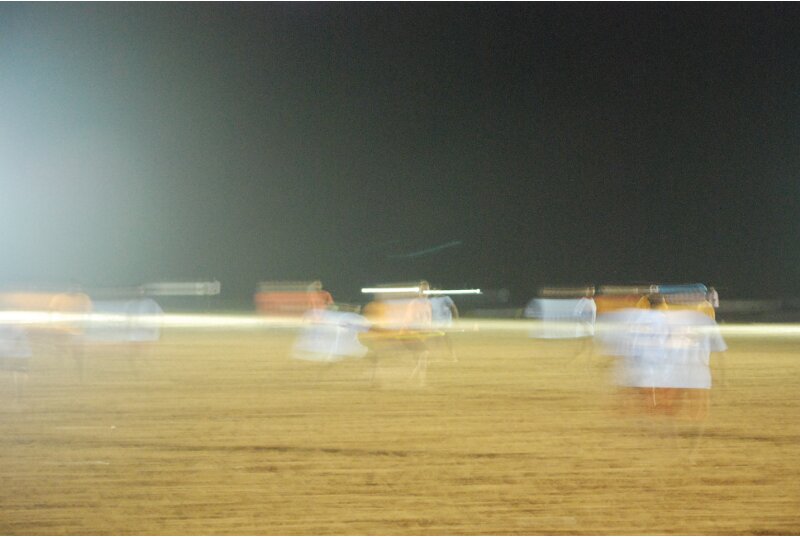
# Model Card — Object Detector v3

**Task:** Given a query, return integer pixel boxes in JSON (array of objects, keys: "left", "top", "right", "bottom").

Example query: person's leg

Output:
[
  {"left": 410, "top": 349, "right": 429, "bottom": 387},
  {"left": 443, "top": 333, "right": 457, "bottom": 362},
  {"left": 685, "top": 389, "right": 710, "bottom": 463}
]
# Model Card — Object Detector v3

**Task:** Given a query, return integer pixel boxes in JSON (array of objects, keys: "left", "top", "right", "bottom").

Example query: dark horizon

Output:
[{"left": 2, "top": 3, "right": 799, "bottom": 305}]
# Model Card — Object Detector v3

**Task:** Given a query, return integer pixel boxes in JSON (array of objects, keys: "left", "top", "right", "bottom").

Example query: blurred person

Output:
[
  {"left": 47, "top": 291, "right": 93, "bottom": 381},
  {"left": 524, "top": 287, "right": 596, "bottom": 340},
  {"left": 292, "top": 304, "right": 370, "bottom": 363},
  {"left": 307, "top": 280, "right": 334, "bottom": 313},
  {"left": 361, "top": 281, "right": 435, "bottom": 387},
  {"left": 597, "top": 300, "right": 727, "bottom": 458},
  {"left": 83, "top": 297, "right": 164, "bottom": 371},
  {"left": 0, "top": 324, "right": 32, "bottom": 404},
  {"left": 0, "top": 290, "right": 92, "bottom": 381},
  {"left": 429, "top": 288, "right": 459, "bottom": 362},
  {"left": 707, "top": 287, "right": 719, "bottom": 309},
  {"left": 407, "top": 280, "right": 433, "bottom": 329},
  {"left": 362, "top": 281, "right": 432, "bottom": 331},
  {"left": 125, "top": 297, "right": 165, "bottom": 344}
]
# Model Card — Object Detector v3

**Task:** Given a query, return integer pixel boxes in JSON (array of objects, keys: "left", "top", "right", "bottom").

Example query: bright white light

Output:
[
  {"left": 0, "top": 310, "right": 303, "bottom": 329},
  {"left": 361, "top": 287, "right": 482, "bottom": 295},
  {"left": 2, "top": 310, "right": 800, "bottom": 339},
  {"left": 423, "top": 289, "right": 482, "bottom": 295},
  {"left": 0, "top": 311, "right": 52, "bottom": 324},
  {"left": 361, "top": 287, "right": 421, "bottom": 294}
]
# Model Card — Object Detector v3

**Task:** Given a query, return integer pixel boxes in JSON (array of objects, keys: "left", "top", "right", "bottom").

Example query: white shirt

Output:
[
  {"left": 658, "top": 310, "right": 726, "bottom": 388},
  {"left": 602, "top": 309, "right": 726, "bottom": 389},
  {"left": 293, "top": 310, "right": 370, "bottom": 362},
  {"left": 429, "top": 296, "right": 456, "bottom": 326}
]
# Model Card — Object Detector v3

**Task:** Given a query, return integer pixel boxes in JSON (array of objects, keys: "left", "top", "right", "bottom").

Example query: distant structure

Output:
[
  {"left": 594, "top": 285, "right": 652, "bottom": 314},
  {"left": 595, "top": 283, "right": 716, "bottom": 317},
  {"left": 650, "top": 283, "right": 716, "bottom": 319},
  {"left": 140, "top": 280, "right": 221, "bottom": 297}
]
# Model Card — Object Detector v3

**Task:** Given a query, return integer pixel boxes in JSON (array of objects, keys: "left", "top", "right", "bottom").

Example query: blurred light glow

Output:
[
  {"left": 2, "top": 311, "right": 800, "bottom": 338},
  {"left": 141, "top": 281, "right": 221, "bottom": 296},
  {"left": 361, "top": 287, "right": 422, "bottom": 294},
  {"left": 361, "top": 287, "right": 482, "bottom": 295},
  {"left": 423, "top": 289, "right": 482, "bottom": 295}
]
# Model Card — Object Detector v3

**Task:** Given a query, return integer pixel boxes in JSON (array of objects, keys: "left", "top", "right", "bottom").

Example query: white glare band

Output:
[
  {"left": 361, "top": 287, "right": 421, "bottom": 294},
  {"left": 2, "top": 311, "right": 800, "bottom": 338},
  {"left": 361, "top": 287, "right": 482, "bottom": 295},
  {"left": 423, "top": 289, "right": 482, "bottom": 295}
]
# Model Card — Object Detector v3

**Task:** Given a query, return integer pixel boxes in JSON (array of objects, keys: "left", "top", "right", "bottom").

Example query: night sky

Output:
[{"left": 2, "top": 3, "right": 799, "bottom": 305}]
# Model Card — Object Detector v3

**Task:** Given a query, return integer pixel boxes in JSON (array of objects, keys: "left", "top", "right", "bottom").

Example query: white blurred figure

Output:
[
  {"left": 85, "top": 298, "right": 164, "bottom": 343},
  {"left": 597, "top": 304, "right": 727, "bottom": 458},
  {"left": 125, "top": 298, "right": 165, "bottom": 343},
  {"left": 706, "top": 287, "right": 720, "bottom": 309},
  {"left": 292, "top": 307, "right": 370, "bottom": 363},
  {"left": 84, "top": 298, "right": 164, "bottom": 371},
  {"left": 0, "top": 290, "right": 92, "bottom": 381},
  {"left": 0, "top": 324, "right": 32, "bottom": 404},
  {"left": 598, "top": 308, "right": 670, "bottom": 390},
  {"left": 659, "top": 310, "right": 727, "bottom": 393},
  {"left": 524, "top": 296, "right": 597, "bottom": 339},
  {"left": 429, "top": 291, "right": 459, "bottom": 362},
  {"left": 429, "top": 293, "right": 457, "bottom": 326}
]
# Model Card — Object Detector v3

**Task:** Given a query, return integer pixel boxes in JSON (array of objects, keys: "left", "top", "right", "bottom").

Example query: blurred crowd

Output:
[{"left": 1, "top": 278, "right": 726, "bottom": 429}]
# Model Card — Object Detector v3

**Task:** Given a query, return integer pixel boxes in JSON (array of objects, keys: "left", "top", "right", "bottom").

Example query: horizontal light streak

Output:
[
  {"left": 0, "top": 311, "right": 799, "bottom": 338},
  {"left": 361, "top": 287, "right": 422, "bottom": 294},
  {"left": 423, "top": 289, "right": 482, "bottom": 295},
  {"left": 361, "top": 287, "right": 482, "bottom": 295}
]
